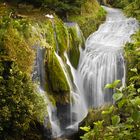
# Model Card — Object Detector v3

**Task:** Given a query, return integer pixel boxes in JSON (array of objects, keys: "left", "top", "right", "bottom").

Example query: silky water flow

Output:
[
  {"left": 32, "top": 6, "right": 139, "bottom": 138},
  {"left": 78, "top": 6, "right": 138, "bottom": 108}
]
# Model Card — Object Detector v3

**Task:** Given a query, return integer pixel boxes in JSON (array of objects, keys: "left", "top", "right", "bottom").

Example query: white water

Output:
[
  {"left": 64, "top": 53, "right": 87, "bottom": 130},
  {"left": 78, "top": 6, "right": 139, "bottom": 108},
  {"left": 32, "top": 47, "right": 62, "bottom": 138},
  {"left": 55, "top": 52, "right": 87, "bottom": 132},
  {"left": 33, "top": 6, "right": 139, "bottom": 138}
]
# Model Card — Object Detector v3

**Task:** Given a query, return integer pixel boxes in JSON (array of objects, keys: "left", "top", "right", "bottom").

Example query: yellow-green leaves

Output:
[
  {"left": 113, "top": 92, "right": 123, "bottom": 101},
  {"left": 105, "top": 80, "right": 121, "bottom": 89},
  {"left": 102, "top": 105, "right": 114, "bottom": 115},
  {"left": 80, "top": 126, "right": 91, "bottom": 132},
  {"left": 111, "top": 115, "right": 120, "bottom": 126}
]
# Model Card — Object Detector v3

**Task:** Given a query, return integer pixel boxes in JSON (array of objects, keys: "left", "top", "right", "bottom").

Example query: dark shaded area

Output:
[{"left": 4, "top": 0, "right": 86, "bottom": 19}]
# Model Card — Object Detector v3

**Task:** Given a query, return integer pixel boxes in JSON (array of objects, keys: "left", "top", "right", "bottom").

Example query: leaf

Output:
[
  {"left": 111, "top": 115, "right": 120, "bottom": 126},
  {"left": 131, "top": 97, "right": 140, "bottom": 106},
  {"left": 80, "top": 126, "right": 91, "bottom": 132},
  {"left": 113, "top": 93, "right": 123, "bottom": 101},
  {"left": 113, "top": 80, "right": 121, "bottom": 87},
  {"left": 118, "top": 99, "right": 127, "bottom": 108},
  {"left": 137, "top": 88, "right": 140, "bottom": 93},
  {"left": 132, "top": 111, "right": 140, "bottom": 122},
  {"left": 105, "top": 83, "right": 114, "bottom": 89},
  {"left": 102, "top": 106, "right": 114, "bottom": 115},
  {"left": 130, "top": 68, "right": 137, "bottom": 73},
  {"left": 105, "top": 80, "right": 121, "bottom": 89}
]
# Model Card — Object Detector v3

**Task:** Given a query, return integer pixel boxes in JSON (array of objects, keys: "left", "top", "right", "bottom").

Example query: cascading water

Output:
[
  {"left": 64, "top": 52, "right": 87, "bottom": 130},
  {"left": 78, "top": 6, "right": 139, "bottom": 108},
  {"left": 32, "top": 47, "right": 62, "bottom": 138},
  {"left": 32, "top": 6, "right": 139, "bottom": 139}
]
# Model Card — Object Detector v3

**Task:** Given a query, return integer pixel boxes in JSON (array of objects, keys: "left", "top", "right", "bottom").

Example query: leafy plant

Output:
[{"left": 0, "top": 62, "right": 47, "bottom": 139}]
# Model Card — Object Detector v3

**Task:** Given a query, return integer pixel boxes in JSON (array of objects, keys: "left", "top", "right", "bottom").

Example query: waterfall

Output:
[
  {"left": 64, "top": 52, "right": 87, "bottom": 130},
  {"left": 32, "top": 47, "right": 62, "bottom": 138},
  {"left": 32, "top": 6, "right": 139, "bottom": 139},
  {"left": 78, "top": 6, "right": 139, "bottom": 108}
]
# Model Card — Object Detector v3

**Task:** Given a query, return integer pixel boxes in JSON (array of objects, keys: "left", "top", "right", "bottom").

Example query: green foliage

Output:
[
  {"left": 81, "top": 82, "right": 140, "bottom": 139},
  {"left": 105, "top": 80, "right": 121, "bottom": 89},
  {"left": 0, "top": 62, "right": 47, "bottom": 139},
  {"left": 111, "top": 115, "right": 120, "bottom": 126},
  {"left": 113, "top": 92, "right": 123, "bottom": 101},
  {"left": 80, "top": 126, "right": 91, "bottom": 132},
  {"left": 124, "top": 30, "right": 140, "bottom": 88}
]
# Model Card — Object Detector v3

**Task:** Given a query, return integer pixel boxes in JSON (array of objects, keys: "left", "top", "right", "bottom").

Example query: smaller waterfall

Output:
[
  {"left": 55, "top": 52, "right": 87, "bottom": 134},
  {"left": 52, "top": 22, "right": 87, "bottom": 135},
  {"left": 64, "top": 53, "right": 88, "bottom": 130},
  {"left": 39, "top": 88, "right": 62, "bottom": 137},
  {"left": 32, "top": 47, "right": 62, "bottom": 138}
]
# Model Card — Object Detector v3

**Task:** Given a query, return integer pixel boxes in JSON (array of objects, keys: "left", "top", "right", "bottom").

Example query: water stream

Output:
[
  {"left": 78, "top": 6, "right": 138, "bottom": 108},
  {"left": 33, "top": 6, "right": 139, "bottom": 139}
]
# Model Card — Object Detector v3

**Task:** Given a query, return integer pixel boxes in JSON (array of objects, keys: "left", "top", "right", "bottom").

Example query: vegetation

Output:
[
  {"left": 124, "top": 30, "right": 140, "bottom": 88},
  {"left": 0, "top": 62, "right": 47, "bottom": 139},
  {"left": 0, "top": 3, "right": 72, "bottom": 138},
  {"left": 0, "top": 0, "right": 122, "bottom": 139},
  {"left": 80, "top": 77, "right": 140, "bottom": 139},
  {"left": 67, "top": 23, "right": 85, "bottom": 68},
  {"left": 55, "top": 18, "right": 69, "bottom": 57}
]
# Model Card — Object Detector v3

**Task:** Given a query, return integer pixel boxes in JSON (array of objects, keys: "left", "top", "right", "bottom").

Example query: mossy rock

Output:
[
  {"left": 54, "top": 18, "right": 69, "bottom": 56},
  {"left": 45, "top": 50, "right": 70, "bottom": 96},
  {"left": 67, "top": 23, "right": 85, "bottom": 69}
]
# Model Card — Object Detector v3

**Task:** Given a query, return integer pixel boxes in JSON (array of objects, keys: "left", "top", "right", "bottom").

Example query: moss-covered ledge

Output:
[
  {"left": 68, "top": 0, "right": 106, "bottom": 38},
  {"left": 45, "top": 49, "right": 71, "bottom": 104},
  {"left": 66, "top": 23, "right": 85, "bottom": 69}
]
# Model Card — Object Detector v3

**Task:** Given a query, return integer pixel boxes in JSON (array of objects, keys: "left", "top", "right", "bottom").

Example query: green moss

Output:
[
  {"left": 67, "top": 24, "right": 84, "bottom": 69},
  {"left": 55, "top": 18, "right": 69, "bottom": 57},
  {"left": 0, "top": 23, "right": 34, "bottom": 74},
  {"left": 41, "top": 20, "right": 56, "bottom": 49},
  {"left": 45, "top": 50, "right": 70, "bottom": 98},
  {"left": 68, "top": 0, "right": 106, "bottom": 38}
]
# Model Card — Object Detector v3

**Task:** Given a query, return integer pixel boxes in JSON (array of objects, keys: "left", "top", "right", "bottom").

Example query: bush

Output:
[{"left": 0, "top": 62, "right": 47, "bottom": 139}]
